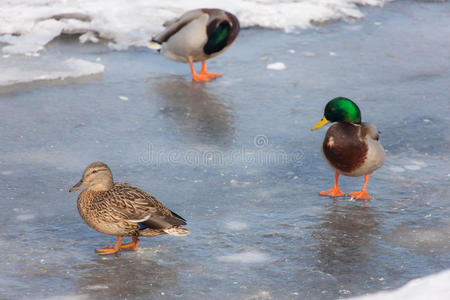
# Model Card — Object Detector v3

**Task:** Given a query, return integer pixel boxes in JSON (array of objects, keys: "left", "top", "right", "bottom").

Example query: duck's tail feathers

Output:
[
  {"left": 148, "top": 39, "right": 162, "bottom": 51},
  {"left": 139, "top": 228, "right": 166, "bottom": 237},
  {"left": 163, "top": 226, "right": 190, "bottom": 236}
]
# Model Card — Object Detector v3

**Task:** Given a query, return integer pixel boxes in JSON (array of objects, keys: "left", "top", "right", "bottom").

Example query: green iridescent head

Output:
[
  {"left": 203, "top": 21, "right": 231, "bottom": 55},
  {"left": 312, "top": 97, "right": 361, "bottom": 130}
]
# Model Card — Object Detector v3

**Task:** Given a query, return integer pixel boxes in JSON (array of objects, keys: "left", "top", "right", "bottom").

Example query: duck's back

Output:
[{"left": 106, "top": 182, "right": 186, "bottom": 227}]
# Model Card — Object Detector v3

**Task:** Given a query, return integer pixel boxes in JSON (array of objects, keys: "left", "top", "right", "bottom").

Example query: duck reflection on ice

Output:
[
  {"left": 75, "top": 255, "right": 178, "bottom": 299},
  {"left": 151, "top": 76, "right": 235, "bottom": 147},
  {"left": 314, "top": 203, "right": 380, "bottom": 279}
]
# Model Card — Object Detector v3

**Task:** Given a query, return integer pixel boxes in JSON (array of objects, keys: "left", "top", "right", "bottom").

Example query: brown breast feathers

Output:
[{"left": 322, "top": 123, "right": 368, "bottom": 173}]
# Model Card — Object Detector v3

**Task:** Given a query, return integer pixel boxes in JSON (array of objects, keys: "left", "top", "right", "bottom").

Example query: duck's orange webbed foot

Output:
[
  {"left": 348, "top": 190, "right": 371, "bottom": 200},
  {"left": 188, "top": 61, "right": 211, "bottom": 82},
  {"left": 192, "top": 73, "right": 211, "bottom": 82},
  {"left": 319, "top": 186, "right": 345, "bottom": 197},
  {"left": 120, "top": 237, "right": 139, "bottom": 251},
  {"left": 199, "top": 70, "right": 221, "bottom": 78},
  {"left": 200, "top": 61, "right": 221, "bottom": 79},
  {"left": 95, "top": 236, "right": 123, "bottom": 255},
  {"left": 96, "top": 247, "right": 119, "bottom": 255},
  {"left": 348, "top": 174, "right": 371, "bottom": 201},
  {"left": 319, "top": 172, "right": 345, "bottom": 197}
]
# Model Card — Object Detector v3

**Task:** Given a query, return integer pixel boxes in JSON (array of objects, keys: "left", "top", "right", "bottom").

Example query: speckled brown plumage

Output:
[
  {"left": 77, "top": 182, "right": 187, "bottom": 237},
  {"left": 322, "top": 123, "right": 368, "bottom": 174},
  {"left": 70, "top": 162, "right": 189, "bottom": 254}
]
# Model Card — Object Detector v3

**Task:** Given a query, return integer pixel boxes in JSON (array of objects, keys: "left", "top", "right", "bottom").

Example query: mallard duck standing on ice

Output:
[
  {"left": 70, "top": 162, "right": 189, "bottom": 255},
  {"left": 312, "top": 97, "right": 385, "bottom": 201},
  {"left": 149, "top": 8, "right": 240, "bottom": 82}
]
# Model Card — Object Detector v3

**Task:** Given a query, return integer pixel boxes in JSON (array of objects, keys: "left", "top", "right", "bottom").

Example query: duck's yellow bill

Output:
[{"left": 311, "top": 116, "right": 330, "bottom": 131}]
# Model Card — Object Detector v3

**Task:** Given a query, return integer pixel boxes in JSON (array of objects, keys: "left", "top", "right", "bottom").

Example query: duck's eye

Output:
[{"left": 92, "top": 170, "right": 97, "bottom": 174}]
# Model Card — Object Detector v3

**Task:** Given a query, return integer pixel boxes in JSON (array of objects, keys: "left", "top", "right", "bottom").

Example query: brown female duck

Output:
[{"left": 70, "top": 162, "right": 189, "bottom": 255}]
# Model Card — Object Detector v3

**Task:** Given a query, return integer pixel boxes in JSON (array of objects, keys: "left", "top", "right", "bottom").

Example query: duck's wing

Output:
[
  {"left": 360, "top": 122, "right": 380, "bottom": 141},
  {"left": 107, "top": 183, "right": 186, "bottom": 229},
  {"left": 152, "top": 9, "right": 205, "bottom": 44}
]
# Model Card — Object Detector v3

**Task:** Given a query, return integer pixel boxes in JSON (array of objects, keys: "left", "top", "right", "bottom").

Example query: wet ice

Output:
[{"left": 1, "top": 1, "right": 450, "bottom": 300}]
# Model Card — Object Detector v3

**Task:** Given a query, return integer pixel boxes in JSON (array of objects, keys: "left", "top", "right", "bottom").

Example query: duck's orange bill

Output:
[{"left": 69, "top": 179, "right": 89, "bottom": 192}]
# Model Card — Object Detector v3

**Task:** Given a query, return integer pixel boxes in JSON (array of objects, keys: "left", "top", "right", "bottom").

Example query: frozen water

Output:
[
  {"left": 1, "top": 1, "right": 450, "bottom": 300},
  {"left": 0, "top": 0, "right": 390, "bottom": 55}
]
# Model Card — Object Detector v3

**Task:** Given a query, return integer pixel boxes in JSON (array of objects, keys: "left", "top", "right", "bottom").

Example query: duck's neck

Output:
[{"left": 89, "top": 181, "right": 114, "bottom": 192}]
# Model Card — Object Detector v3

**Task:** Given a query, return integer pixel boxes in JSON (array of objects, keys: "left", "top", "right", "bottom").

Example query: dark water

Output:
[{"left": 0, "top": 1, "right": 449, "bottom": 299}]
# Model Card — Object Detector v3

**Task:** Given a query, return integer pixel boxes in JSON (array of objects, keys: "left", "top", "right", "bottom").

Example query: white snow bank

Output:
[
  {"left": 349, "top": 270, "right": 450, "bottom": 300},
  {"left": 0, "top": 0, "right": 390, "bottom": 55},
  {"left": 0, "top": 57, "right": 104, "bottom": 86}
]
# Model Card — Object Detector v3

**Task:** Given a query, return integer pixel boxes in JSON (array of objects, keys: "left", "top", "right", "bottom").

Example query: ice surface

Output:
[
  {"left": 1, "top": 1, "right": 450, "bottom": 300},
  {"left": 349, "top": 270, "right": 450, "bottom": 300},
  {"left": 0, "top": 0, "right": 390, "bottom": 55}
]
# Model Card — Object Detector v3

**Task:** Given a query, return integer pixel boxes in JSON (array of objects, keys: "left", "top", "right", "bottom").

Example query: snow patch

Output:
[
  {"left": 349, "top": 269, "right": 450, "bottom": 300},
  {"left": 0, "top": 0, "right": 390, "bottom": 54},
  {"left": 225, "top": 221, "right": 248, "bottom": 231},
  {"left": 0, "top": 57, "right": 104, "bottom": 87},
  {"left": 404, "top": 165, "right": 421, "bottom": 170},
  {"left": 389, "top": 166, "right": 405, "bottom": 173},
  {"left": 84, "top": 284, "right": 109, "bottom": 290},
  {"left": 266, "top": 62, "right": 286, "bottom": 70},
  {"left": 38, "top": 295, "right": 89, "bottom": 300},
  {"left": 16, "top": 214, "right": 35, "bottom": 221},
  {"left": 218, "top": 251, "right": 270, "bottom": 263},
  {"left": 230, "top": 179, "right": 251, "bottom": 187}
]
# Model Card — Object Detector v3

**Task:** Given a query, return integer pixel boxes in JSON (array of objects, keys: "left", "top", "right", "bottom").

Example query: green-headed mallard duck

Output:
[
  {"left": 149, "top": 8, "right": 240, "bottom": 82},
  {"left": 312, "top": 97, "right": 385, "bottom": 201},
  {"left": 69, "top": 162, "right": 189, "bottom": 255}
]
